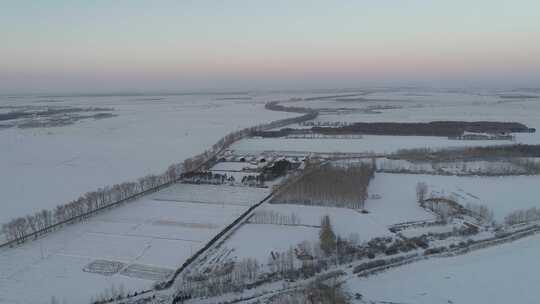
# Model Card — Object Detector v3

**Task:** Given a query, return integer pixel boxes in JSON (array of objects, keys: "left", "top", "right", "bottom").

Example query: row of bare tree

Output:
[
  {"left": 250, "top": 210, "right": 301, "bottom": 226},
  {"left": 504, "top": 207, "right": 540, "bottom": 225},
  {"left": 465, "top": 202, "right": 495, "bottom": 224},
  {"left": 1, "top": 105, "right": 318, "bottom": 247},
  {"left": 2, "top": 166, "right": 182, "bottom": 243},
  {"left": 178, "top": 257, "right": 261, "bottom": 298},
  {"left": 271, "top": 163, "right": 375, "bottom": 209}
]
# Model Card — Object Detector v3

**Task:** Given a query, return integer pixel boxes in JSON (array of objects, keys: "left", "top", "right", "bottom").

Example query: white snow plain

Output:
[
  {"left": 0, "top": 183, "right": 269, "bottom": 304},
  {"left": 345, "top": 232, "right": 540, "bottom": 304},
  {"left": 0, "top": 93, "right": 295, "bottom": 224}
]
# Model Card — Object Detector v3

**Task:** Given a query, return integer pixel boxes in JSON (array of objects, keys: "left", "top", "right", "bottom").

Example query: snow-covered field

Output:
[
  {"left": 4, "top": 89, "right": 538, "bottom": 224},
  {"left": 225, "top": 203, "right": 393, "bottom": 262},
  {"left": 210, "top": 171, "right": 540, "bottom": 278},
  {"left": 0, "top": 93, "right": 295, "bottom": 224},
  {"left": 153, "top": 183, "right": 268, "bottom": 207},
  {"left": 363, "top": 172, "right": 540, "bottom": 223},
  {"left": 283, "top": 89, "right": 540, "bottom": 145},
  {"left": 420, "top": 174, "right": 540, "bottom": 222},
  {"left": 209, "top": 172, "right": 436, "bottom": 265},
  {"left": 345, "top": 232, "right": 540, "bottom": 304},
  {"left": 231, "top": 135, "right": 515, "bottom": 155},
  {"left": 225, "top": 224, "right": 319, "bottom": 261},
  {"left": 0, "top": 183, "right": 269, "bottom": 304},
  {"left": 260, "top": 204, "right": 391, "bottom": 239},
  {"left": 364, "top": 173, "right": 436, "bottom": 225},
  {"left": 4, "top": 88, "right": 540, "bottom": 303}
]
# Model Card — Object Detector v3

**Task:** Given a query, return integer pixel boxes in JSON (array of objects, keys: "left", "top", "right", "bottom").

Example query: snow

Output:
[
  {"left": 210, "top": 162, "right": 258, "bottom": 171},
  {"left": 345, "top": 232, "right": 540, "bottom": 304},
  {"left": 364, "top": 173, "right": 436, "bottom": 225},
  {"left": 283, "top": 89, "right": 540, "bottom": 147},
  {"left": 225, "top": 224, "right": 319, "bottom": 261},
  {"left": 231, "top": 135, "right": 514, "bottom": 155},
  {"left": 399, "top": 224, "right": 456, "bottom": 238},
  {"left": 0, "top": 183, "right": 269, "bottom": 304},
  {"left": 4, "top": 88, "right": 540, "bottom": 302},
  {"left": 4, "top": 89, "right": 540, "bottom": 226},
  {"left": 364, "top": 172, "right": 540, "bottom": 224},
  {"left": 420, "top": 174, "right": 540, "bottom": 222},
  {"left": 215, "top": 172, "right": 437, "bottom": 264},
  {"left": 0, "top": 93, "right": 296, "bottom": 224},
  {"left": 260, "top": 204, "right": 391, "bottom": 240},
  {"left": 153, "top": 184, "right": 269, "bottom": 207}
]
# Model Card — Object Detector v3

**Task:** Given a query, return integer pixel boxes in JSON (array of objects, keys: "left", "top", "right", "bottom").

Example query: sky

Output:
[{"left": 1, "top": 0, "right": 539, "bottom": 93}]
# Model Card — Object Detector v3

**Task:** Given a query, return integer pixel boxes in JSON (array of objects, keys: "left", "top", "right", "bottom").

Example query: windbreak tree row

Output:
[
  {"left": 271, "top": 163, "right": 375, "bottom": 209},
  {"left": 1, "top": 167, "right": 182, "bottom": 244}
]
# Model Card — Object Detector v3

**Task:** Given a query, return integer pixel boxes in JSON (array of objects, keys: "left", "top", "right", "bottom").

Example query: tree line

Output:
[
  {"left": 1, "top": 103, "right": 318, "bottom": 247},
  {"left": 313, "top": 121, "right": 534, "bottom": 137},
  {"left": 394, "top": 144, "right": 540, "bottom": 163},
  {"left": 505, "top": 207, "right": 540, "bottom": 225},
  {"left": 249, "top": 210, "right": 301, "bottom": 226}
]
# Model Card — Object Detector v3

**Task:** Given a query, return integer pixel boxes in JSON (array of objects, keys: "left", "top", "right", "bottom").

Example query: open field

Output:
[
  {"left": 345, "top": 232, "right": 540, "bottom": 304},
  {"left": 0, "top": 93, "right": 296, "bottom": 224},
  {"left": 283, "top": 89, "right": 540, "bottom": 144},
  {"left": 228, "top": 203, "right": 394, "bottom": 262},
  {"left": 364, "top": 172, "right": 540, "bottom": 223},
  {"left": 204, "top": 172, "right": 436, "bottom": 268},
  {"left": 4, "top": 88, "right": 540, "bottom": 303},
  {"left": 260, "top": 204, "right": 392, "bottom": 240},
  {"left": 0, "top": 183, "right": 269, "bottom": 304},
  {"left": 231, "top": 135, "right": 514, "bottom": 155},
  {"left": 418, "top": 174, "right": 540, "bottom": 222},
  {"left": 363, "top": 173, "right": 436, "bottom": 225}
]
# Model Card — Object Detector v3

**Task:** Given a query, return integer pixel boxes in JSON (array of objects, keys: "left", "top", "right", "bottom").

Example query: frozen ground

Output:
[
  {"left": 222, "top": 203, "right": 392, "bottom": 262},
  {"left": 420, "top": 174, "right": 540, "bottom": 222},
  {"left": 4, "top": 89, "right": 538, "bottom": 224},
  {"left": 212, "top": 172, "right": 436, "bottom": 265},
  {"left": 153, "top": 183, "right": 268, "bottom": 207},
  {"left": 225, "top": 224, "right": 319, "bottom": 261},
  {"left": 283, "top": 89, "right": 540, "bottom": 145},
  {"left": 0, "top": 93, "right": 295, "bottom": 224},
  {"left": 364, "top": 173, "right": 436, "bottom": 225},
  {"left": 0, "top": 183, "right": 269, "bottom": 304},
  {"left": 4, "top": 88, "right": 540, "bottom": 303},
  {"left": 231, "top": 135, "right": 513, "bottom": 155},
  {"left": 216, "top": 171, "right": 540, "bottom": 270},
  {"left": 260, "top": 204, "right": 391, "bottom": 240},
  {"left": 345, "top": 232, "right": 540, "bottom": 304},
  {"left": 362, "top": 172, "right": 540, "bottom": 223},
  {"left": 280, "top": 89, "right": 540, "bottom": 149}
]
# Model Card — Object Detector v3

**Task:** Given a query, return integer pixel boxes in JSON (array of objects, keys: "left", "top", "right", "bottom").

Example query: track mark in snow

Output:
[
  {"left": 54, "top": 252, "right": 132, "bottom": 264},
  {"left": 134, "top": 242, "right": 152, "bottom": 262},
  {"left": 152, "top": 219, "right": 219, "bottom": 229},
  {"left": 85, "top": 231, "right": 203, "bottom": 243},
  {"left": 152, "top": 198, "right": 253, "bottom": 207}
]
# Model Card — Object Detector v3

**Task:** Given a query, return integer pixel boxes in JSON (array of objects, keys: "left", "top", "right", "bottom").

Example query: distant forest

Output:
[{"left": 254, "top": 121, "right": 535, "bottom": 138}]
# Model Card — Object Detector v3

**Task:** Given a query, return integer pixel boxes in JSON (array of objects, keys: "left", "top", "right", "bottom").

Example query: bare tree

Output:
[
  {"left": 319, "top": 215, "right": 336, "bottom": 256},
  {"left": 416, "top": 182, "right": 428, "bottom": 204}
]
